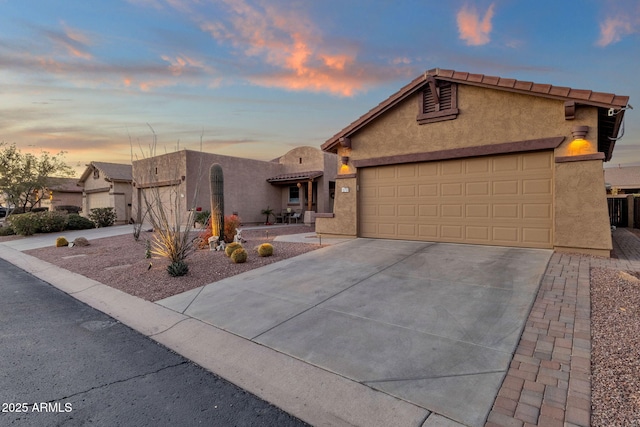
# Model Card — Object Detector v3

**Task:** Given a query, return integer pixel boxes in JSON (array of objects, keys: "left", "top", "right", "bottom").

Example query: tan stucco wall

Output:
[
  {"left": 316, "top": 177, "right": 357, "bottom": 236},
  {"left": 325, "top": 84, "right": 611, "bottom": 253},
  {"left": 186, "top": 150, "right": 283, "bottom": 224},
  {"left": 554, "top": 160, "right": 612, "bottom": 255},
  {"left": 351, "top": 85, "right": 594, "bottom": 159}
]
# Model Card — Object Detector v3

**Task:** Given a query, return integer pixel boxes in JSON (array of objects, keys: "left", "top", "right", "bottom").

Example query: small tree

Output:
[{"left": 0, "top": 142, "right": 73, "bottom": 215}]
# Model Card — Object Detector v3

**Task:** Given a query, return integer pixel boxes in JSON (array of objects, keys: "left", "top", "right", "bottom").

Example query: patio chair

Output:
[{"left": 289, "top": 211, "right": 301, "bottom": 224}]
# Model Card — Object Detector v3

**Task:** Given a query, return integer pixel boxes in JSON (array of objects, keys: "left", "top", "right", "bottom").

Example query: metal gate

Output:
[{"left": 608, "top": 197, "right": 628, "bottom": 227}]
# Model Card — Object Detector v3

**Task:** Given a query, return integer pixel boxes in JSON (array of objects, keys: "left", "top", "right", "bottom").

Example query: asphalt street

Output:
[{"left": 0, "top": 258, "right": 308, "bottom": 427}]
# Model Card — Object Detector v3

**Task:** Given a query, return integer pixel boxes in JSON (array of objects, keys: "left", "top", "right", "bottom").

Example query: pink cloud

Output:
[
  {"left": 597, "top": 16, "right": 636, "bottom": 46},
  {"left": 456, "top": 3, "right": 495, "bottom": 46},
  {"left": 198, "top": 0, "right": 405, "bottom": 96}
]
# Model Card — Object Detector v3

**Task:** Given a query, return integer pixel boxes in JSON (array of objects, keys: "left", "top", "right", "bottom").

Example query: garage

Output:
[
  {"left": 359, "top": 151, "right": 553, "bottom": 248},
  {"left": 86, "top": 191, "right": 111, "bottom": 211}
]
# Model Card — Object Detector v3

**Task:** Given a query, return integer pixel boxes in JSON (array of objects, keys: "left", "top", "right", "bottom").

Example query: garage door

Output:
[
  {"left": 140, "top": 186, "right": 179, "bottom": 226},
  {"left": 359, "top": 151, "right": 553, "bottom": 248},
  {"left": 86, "top": 191, "right": 110, "bottom": 211}
]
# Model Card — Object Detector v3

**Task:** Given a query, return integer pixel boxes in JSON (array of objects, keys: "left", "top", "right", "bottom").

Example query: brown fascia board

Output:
[{"left": 352, "top": 136, "right": 565, "bottom": 168}]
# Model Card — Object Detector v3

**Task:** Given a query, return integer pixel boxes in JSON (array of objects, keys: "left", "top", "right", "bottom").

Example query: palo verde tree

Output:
[{"left": 0, "top": 142, "right": 73, "bottom": 214}]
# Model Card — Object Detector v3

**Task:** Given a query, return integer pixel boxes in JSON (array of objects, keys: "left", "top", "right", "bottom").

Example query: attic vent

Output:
[{"left": 417, "top": 79, "right": 459, "bottom": 124}]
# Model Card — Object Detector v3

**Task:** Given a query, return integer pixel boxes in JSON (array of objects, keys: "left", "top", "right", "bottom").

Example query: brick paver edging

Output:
[{"left": 485, "top": 229, "right": 640, "bottom": 427}]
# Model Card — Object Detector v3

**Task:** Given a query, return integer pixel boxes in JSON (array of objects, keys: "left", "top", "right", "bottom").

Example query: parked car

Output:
[{"left": 0, "top": 207, "right": 7, "bottom": 218}]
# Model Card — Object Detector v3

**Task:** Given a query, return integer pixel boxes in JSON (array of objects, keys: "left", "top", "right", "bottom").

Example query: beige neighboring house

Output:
[
  {"left": 40, "top": 177, "right": 83, "bottom": 211},
  {"left": 78, "top": 162, "right": 133, "bottom": 225},
  {"left": 132, "top": 146, "right": 337, "bottom": 226},
  {"left": 317, "top": 68, "right": 630, "bottom": 257},
  {"left": 604, "top": 166, "right": 640, "bottom": 194}
]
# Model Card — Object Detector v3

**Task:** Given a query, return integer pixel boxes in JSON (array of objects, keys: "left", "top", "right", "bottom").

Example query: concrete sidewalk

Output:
[{"left": 0, "top": 226, "right": 553, "bottom": 427}]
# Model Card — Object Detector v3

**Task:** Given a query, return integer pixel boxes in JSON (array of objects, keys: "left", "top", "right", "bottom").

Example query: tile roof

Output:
[
  {"left": 604, "top": 166, "right": 640, "bottom": 188},
  {"left": 45, "top": 177, "right": 82, "bottom": 193},
  {"left": 322, "top": 68, "right": 630, "bottom": 155},
  {"left": 266, "top": 170, "right": 323, "bottom": 183},
  {"left": 79, "top": 161, "right": 132, "bottom": 183}
]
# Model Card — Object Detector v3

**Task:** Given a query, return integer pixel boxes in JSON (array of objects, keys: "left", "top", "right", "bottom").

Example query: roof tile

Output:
[
  {"left": 531, "top": 83, "right": 552, "bottom": 94},
  {"left": 482, "top": 75, "right": 500, "bottom": 85},
  {"left": 514, "top": 81, "right": 533, "bottom": 91},
  {"left": 568, "top": 89, "right": 592, "bottom": 100},
  {"left": 497, "top": 78, "right": 516, "bottom": 88},
  {"left": 549, "top": 86, "right": 571, "bottom": 97},
  {"left": 467, "top": 73, "right": 484, "bottom": 83}
]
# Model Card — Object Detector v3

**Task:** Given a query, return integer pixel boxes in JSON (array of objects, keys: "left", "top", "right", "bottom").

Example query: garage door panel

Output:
[
  {"left": 466, "top": 226, "right": 490, "bottom": 241},
  {"left": 466, "top": 181, "right": 489, "bottom": 196},
  {"left": 359, "top": 152, "right": 553, "bottom": 249},
  {"left": 441, "top": 183, "right": 463, "bottom": 196}
]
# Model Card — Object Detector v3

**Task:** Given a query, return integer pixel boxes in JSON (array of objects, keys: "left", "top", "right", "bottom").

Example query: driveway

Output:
[{"left": 158, "top": 238, "right": 552, "bottom": 427}]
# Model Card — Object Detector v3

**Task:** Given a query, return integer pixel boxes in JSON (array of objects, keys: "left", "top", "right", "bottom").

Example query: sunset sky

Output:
[{"left": 1, "top": 0, "right": 639, "bottom": 175}]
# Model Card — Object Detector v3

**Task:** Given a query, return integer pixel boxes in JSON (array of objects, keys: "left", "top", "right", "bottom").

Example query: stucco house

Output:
[
  {"left": 132, "top": 146, "right": 336, "bottom": 226},
  {"left": 40, "top": 177, "right": 83, "bottom": 211},
  {"left": 78, "top": 162, "right": 133, "bottom": 225},
  {"left": 604, "top": 165, "right": 640, "bottom": 194},
  {"left": 317, "top": 68, "right": 630, "bottom": 257}
]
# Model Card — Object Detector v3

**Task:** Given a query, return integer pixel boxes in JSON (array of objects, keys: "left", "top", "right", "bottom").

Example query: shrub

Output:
[
  {"left": 194, "top": 210, "right": 210, "bottom": 227},
  {"left": 224, "top": 214, "right": 241, "bottom": 243},
  {"left": 37, "top": 211, "right": 68, "bottom": 233},
  {"left": 225, "top": 242, "right": 242, "bottom": 257},
  {"left": 0, "top": 224, "right": 16, "bottom": 236},
  {"left": 230, "top": 248, "right": 247, "bottom": 263},
  {"left": 55, "top": 205, "right": 82, "bottom": 214},
  {"left": 66, "top": 214, "right": 95, "bottom": 230},
  {"left": 167, "top": 260, "right": 189, "bottom": 277},
  {"left": 257, "top": 243, "right": 274, "bottom": 257},
  {"left": 8, "top": 213, "right": 39, "bottom": 236},
  {"left": 88, "top": 207, "right": 117, "bottom": 228},
  {"left": 55, "top": 236, "right": 69, "bottom": 247}
]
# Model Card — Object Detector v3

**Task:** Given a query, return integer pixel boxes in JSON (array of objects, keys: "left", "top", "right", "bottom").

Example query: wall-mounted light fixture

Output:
[
  {"left": 341, "top": 156, "right": 349, "bottom": 165},
  {"left": 571, "top": 125, "right": 589, "bottom": 140},
  {"left": 339, "top": 137, "right": 352, "bottom": 148}
]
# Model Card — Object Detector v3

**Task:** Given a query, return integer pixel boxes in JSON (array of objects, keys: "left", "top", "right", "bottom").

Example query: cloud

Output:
[
  {"left": 456, "top": 3, "right": 495, "bottom": 46},
  {"left": 597, "top": 16, "right": 636, "bottom": 46},
  {"left": 197, "top": 0, "right": 409, "bottom": 96}
]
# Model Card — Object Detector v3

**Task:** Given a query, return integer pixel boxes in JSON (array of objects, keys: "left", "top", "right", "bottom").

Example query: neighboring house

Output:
[
  {"left": 604, "top": 166, "right": 640, "bottom": 194},
  {"left": 603, "top": 165, "right": 640, "bottom": 228},
  {"left": 317, "top": 68, "right": 630, "bottom": 257},
  {"left": 132, "top": 146, "right": 336, "bottom": 225},
  {"left": 41, "top": 177, "right": 83, "bottom": 211},
  {"left": 78, "top": 162, "right": 133, "bottom": 225}
]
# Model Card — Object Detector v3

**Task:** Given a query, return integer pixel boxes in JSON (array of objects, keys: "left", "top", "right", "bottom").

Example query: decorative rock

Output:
[{"left": 73, "top": 237, "right": 90, "bottom": 247}]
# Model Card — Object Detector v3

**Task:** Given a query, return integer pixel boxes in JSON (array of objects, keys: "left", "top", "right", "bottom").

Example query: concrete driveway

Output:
[{"left": 159, "top": 239, "right": 552, "bottom": 427}]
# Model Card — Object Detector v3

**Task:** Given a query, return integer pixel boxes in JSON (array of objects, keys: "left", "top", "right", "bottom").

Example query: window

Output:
[
  {"left": 417, "top": 78, "right": 458, "bottom": 124},
  {"left": 93, "top": 169, "right": 99, "bottom": 179},
  {"left": 289, "top": 186, "right": 300, "bottom": 203}
]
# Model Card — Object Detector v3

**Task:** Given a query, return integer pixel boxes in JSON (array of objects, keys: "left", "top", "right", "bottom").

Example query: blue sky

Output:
[{"left": 1, "top": 0, "right": 638, "bottom": 174}]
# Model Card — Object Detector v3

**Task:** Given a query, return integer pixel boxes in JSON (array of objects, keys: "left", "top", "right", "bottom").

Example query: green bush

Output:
[
  {"left": 55, "top": 205, "right": 82, "bottom": 214},
  {"left": 0, "top": 224, "right": 15, "bottom": 236},
  {"left": 257, "top": 243, "right": 273, "bottom": 257},
  {"left": 66, "top": 214, "right": 95, "bottom": 230},
  {"left": 167, "top": 261, "right": 189, "bottom": 277},
  {"left": 224, "top": 242, "right": 242, "bottom": 257},
  {"left": 88, "top": 207, "right": 117, "bottom": 228},
  {"left": 194, "top": 210, "right": 210, "bottom": 226},
  {"left": 230, "top": 248, "right": 247, "bottom": 263},
  {"left": 55, "top": 236, "right": 69, "bottom": 247},
  {"left": 8, "top": 213, "right": 39, "bottom": 236},
  {"left": 37, "top": 211, "right": 68, "bottom": 233}
]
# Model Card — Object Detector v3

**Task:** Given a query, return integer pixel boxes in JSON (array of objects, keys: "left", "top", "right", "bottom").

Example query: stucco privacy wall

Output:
[
  {"left": 317, "top": 83, "right": 612, "bottom": 254},
  {"left": 185, "top": 150, "right": 282, "bottom": 224}
]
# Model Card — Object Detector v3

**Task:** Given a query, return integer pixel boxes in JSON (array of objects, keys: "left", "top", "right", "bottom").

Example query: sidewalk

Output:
[{"left": 485, "top": 228, "right": 640, "bottom": 427}]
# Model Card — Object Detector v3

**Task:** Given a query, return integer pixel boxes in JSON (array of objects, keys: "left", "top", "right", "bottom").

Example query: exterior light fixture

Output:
[
  {"left": 571, "top": 126, "right": 589, "bottom": 140},
  {"left": 341, "top": 156, "right": 349, "bottom": 165}
]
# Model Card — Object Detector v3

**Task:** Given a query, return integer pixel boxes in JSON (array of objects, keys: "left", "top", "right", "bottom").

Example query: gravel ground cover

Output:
[
  {"left": 24, "top": 225, "right": 320, "bottom": 302},
  {"left": 590, "top": 267, "right": 640, "bottom": 426}
]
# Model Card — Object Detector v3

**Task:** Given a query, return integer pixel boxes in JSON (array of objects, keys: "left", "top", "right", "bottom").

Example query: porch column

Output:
[{"left": 307, "top": 179, "right": 313, "bottom": 212}]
